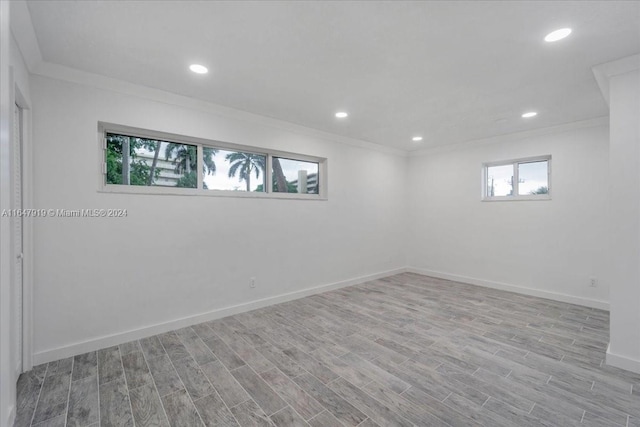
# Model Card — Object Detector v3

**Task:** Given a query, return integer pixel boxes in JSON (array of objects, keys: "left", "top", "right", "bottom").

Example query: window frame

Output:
[
  {"left": 482, "top": 155, "right": 551, "bottom": 202},
  {"left": 98, "top": 122, "right": 328, "bottom": 200}
]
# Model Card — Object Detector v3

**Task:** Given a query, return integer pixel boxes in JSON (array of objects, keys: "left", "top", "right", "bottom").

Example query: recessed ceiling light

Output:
[
  {"left": 189, "top": 64, "right": 208, "bottom": 74},
  {"left": 412, "top": 136, "right": 423, "bottom": 142},
  {"left": 335, "top": 112, "right": 348, "bottom": 118},
  {"left": 544, "top": 28, "right": 572, "bottom": 42},
  {"left": 522, "top": 111, "right": 538, "bottom": 118}
]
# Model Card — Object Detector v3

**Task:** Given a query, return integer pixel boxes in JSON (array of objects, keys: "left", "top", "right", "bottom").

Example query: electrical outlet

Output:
[
  {"left": 589, "top": 277, "right": 597, "bottom": 287},
  {"left": 250, "top": 277, "right": 256, "bottom": 288}
]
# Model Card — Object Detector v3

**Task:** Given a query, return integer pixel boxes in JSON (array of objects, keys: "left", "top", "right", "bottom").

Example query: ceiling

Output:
[{"left": 25, "top": 1, "right": 640, "bottom": 151}]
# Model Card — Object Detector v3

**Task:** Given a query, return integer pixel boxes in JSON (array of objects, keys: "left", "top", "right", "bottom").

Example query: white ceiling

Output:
[{"left": 25, "top": 1, "right": 640, "bottom": 151}]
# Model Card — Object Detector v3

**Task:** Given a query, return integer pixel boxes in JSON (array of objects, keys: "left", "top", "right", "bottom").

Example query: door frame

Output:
[{"left": 11, "top": 71, "right": 33, "bottom": 372}]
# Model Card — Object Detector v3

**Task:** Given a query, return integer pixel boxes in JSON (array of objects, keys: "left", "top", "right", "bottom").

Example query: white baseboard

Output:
[
  {"left": 406, "top": 267, "right": 610, "bottom": 311},
  {"left": 606, "top": 344, "right": 640, "bottom": 374},
  {"left": 33, "top": 267, "right": 407, "bottom": 365},
  {"left": 33, "top": 266, "right": 612, "bottom": 365}
]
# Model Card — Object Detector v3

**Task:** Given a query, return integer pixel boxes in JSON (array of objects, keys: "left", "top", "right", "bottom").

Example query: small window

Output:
[
  {"left": 483, "top": 156, "right": 550, "bottom": 201},
  {"left": 272, "top": 157, "right": 319, "bottom": 194}
]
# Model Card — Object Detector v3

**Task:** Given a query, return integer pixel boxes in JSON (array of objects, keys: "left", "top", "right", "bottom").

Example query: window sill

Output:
[
  {"left": 99, "top": 185, "right": 327, "bottom": 200},
  {"left": 482, "top": 195, "right": 551, "bottom": 202}
]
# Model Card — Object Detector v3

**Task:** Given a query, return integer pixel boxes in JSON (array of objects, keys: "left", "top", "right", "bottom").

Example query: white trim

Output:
[
  {"left": 7, "top": 0, "right": 615, "bottom": 160},
  {"left": 13, "top": 76, "right": 33, "bottom": 373},
  {"left": 482, "top": 195, "right": 551, "bottom": 202},
  {"left": 9, "top": 2, "right": 612, "bottom": 160},
  {"left": 592, "top": 54, "right": 640, "bottom": 106},
  {"left": 98, "top": 186, "right": 328, "bottom": 201},
  {"left": 10, "top": 85, "right": 23, "bottom": 378},
  {"left": 196, "top": 145, "right": 204, "bottom": 190},
  {"left": 406, "top": 267, "right": 609, "bottom": 311},
  {"left": 266, "top": 154, "right": 274, "bottom": 194},
  {"left": 410, "top": 116, "right": 609, "bottom": 156},
  {"left": 606, "top": 344, "right": 640, "bottom": 375},
  {"left": 33, "top": 265, "right": 616, "bottom": 365},
  {"left": 28, "top": 60, "right": 610, "bottom": 160},
  {"left": 101, "top": 122, "right": 273, "bottom": 158},
  {"left": 32, "top": 267, "right": 407, "bottom": 365},
  {"left": 33, "top": 61, "right": 407, "bottom": 158},
  {"left": 482, "top": 154, "right": 552, "bottom": 168}
]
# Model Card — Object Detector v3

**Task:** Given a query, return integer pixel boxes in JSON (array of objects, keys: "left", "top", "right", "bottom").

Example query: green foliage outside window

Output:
[
  {"left": 106, "top": 134, "right": 216, "bottom": 188},
  {"left": 105, "top": 134, "right": 159, "bottom": 186}
]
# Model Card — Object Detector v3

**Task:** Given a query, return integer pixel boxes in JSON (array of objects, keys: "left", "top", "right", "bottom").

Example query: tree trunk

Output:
[{"left": 272, "top": 157, "right": 288, "bottom": 192}]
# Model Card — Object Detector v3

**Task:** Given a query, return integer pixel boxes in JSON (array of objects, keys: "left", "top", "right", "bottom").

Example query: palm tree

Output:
[
  {"left": 226, "top": 152, "right": 265, "bottom": 191},
  {"left": 202, "top": 147, "right": 218, "bottom": 176},
  {"left": 165, "top": 143, "right": 217, "bottom": 175}
]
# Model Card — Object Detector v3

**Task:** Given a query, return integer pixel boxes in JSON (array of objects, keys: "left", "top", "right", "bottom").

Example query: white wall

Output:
[
  {"left": 30, "top": 74, "right": 408, "bottom": 363},
  {"left": 407, "top": 123, "right": 610, "bottom": 308},
  {"left": 607, "top": 66, "right": 640, "bottom": 374}
]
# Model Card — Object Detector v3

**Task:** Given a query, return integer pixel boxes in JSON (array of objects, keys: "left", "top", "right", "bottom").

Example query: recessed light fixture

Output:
[
  {"left": 189, "top": 64, "right": 208, "bottom": 74},
  {"left": 335, "top": 112, "right": 348, "bottom": 118},
  {"left": 412, "top": 136, "right": 423, "bottom": 142},
  {"left": 544, "top": 28, "right": 572, "bottom": 42},
  {"left": 522, "top": 111, "right": 538, "bottom": 118}
]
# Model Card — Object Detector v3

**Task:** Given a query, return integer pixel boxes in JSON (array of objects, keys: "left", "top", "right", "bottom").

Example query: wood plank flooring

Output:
[{"left": 14, "top": 273, "right": 640, "bottom": 426}]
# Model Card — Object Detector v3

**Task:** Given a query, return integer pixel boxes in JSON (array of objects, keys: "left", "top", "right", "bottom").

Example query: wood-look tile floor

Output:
[{"left": 14, "top": 273, "right": 640, "bottom": 427}]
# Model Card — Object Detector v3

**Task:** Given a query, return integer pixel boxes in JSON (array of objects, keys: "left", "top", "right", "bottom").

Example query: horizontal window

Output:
[
  {"left": 483, "top": 156, "right": 550, "bottom": 201},
  {"left": 100, "top": 123, "right": 326, "bottom": 199}
]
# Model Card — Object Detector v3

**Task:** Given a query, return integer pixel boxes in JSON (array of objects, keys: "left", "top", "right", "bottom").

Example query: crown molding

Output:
[
  {"left": 10, "top": 0, "right": 407, "bottom": 157},
  {"left": 11, "top": 0, "right": 629, "bottom": 160},
  {"left": 410, "top": 116, "right": 609, "bottom": 157},
  {"left": 592, "top": 53, "right": 640, "bottom": 107},
  {"left": 31, "top": 61, "right": 409, "bottom": 158},
  {"left": 29, "top": 59, "right": 612, "bottom": 160}
]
